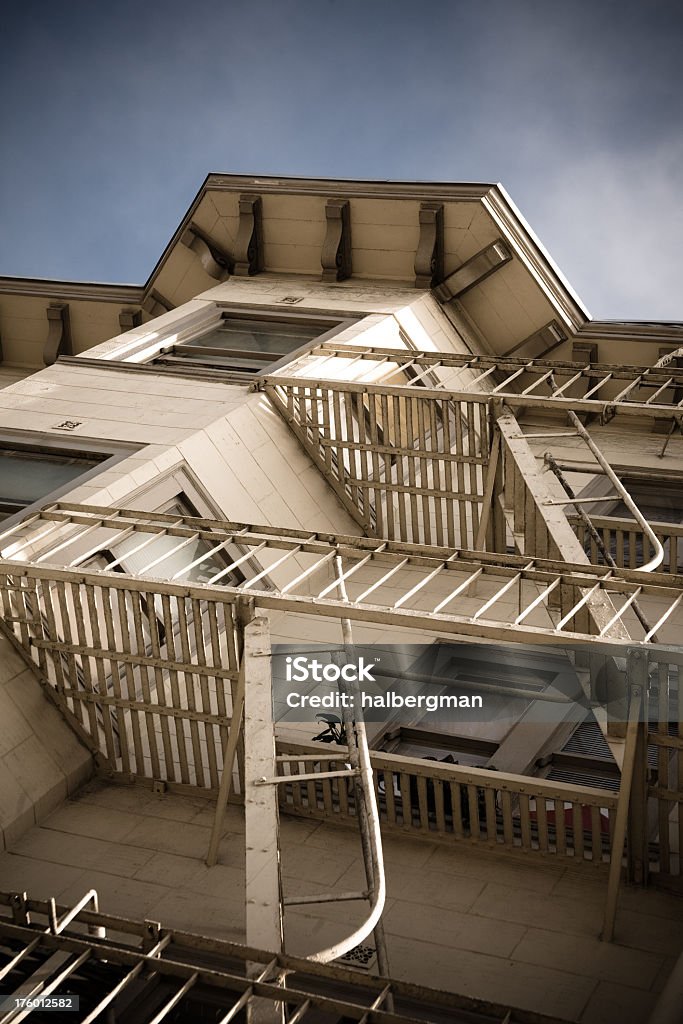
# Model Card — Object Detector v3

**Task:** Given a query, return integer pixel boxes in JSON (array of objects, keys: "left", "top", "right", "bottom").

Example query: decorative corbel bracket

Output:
[
  {"left": 234, "top": 194, "right": 263, "bottom": 276},
  {"left": 501, "top": 319, "right": 567, "bottom": 359},
  {"left": 414, "top": 202, "right": 444, "bottom": 288},
  {"left": 181, "top": 222, "right": 233, "bottom": 280},
  {"left": 572, "top": 341, "right": 598, "bottom": 364},
  {"left": 321, "top": 199, "right": 352, "bottom": 282},
  {"left": 119, "top": 308, "right": 142, "bottom": 333},
  {"left": 141, "top": 290, "right": 174, "bottom": 318},
  {"left": 434, "top": 239, "right": 512, "bottom": 302},
  {"left": 44, "top": 303, "right": 71, "bottom": 366}
]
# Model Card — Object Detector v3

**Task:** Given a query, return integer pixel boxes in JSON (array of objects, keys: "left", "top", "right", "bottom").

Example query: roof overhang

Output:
[{"left": 0, "top": 174, "right": 680, "bottom": 370}]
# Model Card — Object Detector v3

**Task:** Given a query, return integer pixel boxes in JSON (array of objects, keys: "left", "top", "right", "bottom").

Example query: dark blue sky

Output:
[{"left": 2, "top": 0, "right": 682, "bottom": 319}]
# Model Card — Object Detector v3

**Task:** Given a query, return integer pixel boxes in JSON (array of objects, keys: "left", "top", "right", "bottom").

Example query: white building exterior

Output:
[{"left": 0, "top": 175, "right": 681, "bottom": 1023}]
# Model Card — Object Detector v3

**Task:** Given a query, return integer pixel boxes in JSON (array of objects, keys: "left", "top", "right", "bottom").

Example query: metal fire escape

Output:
[{"left": 1, "top": 346, "right": 682, "bottom": 1018}]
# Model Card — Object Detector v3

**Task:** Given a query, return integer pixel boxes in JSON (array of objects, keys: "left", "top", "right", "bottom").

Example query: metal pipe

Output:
[
  {"left": 544, "top": 453, "right": 658, "bottom": 640},
  {"left": 564, "top": 410, "right": 664, "bottom": 572},
  {"left": 602, "top": 675, "right": 643, "bottom": 942},
  {"left": 306, "top": 558, "right": 389, "bottom": 982}
]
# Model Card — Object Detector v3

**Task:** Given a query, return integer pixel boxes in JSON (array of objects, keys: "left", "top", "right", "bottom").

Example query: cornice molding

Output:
[
  {"left": 435, "top": 238, "right": 510, "bottom": 301},
  {"left": 577, "top": 320, "right": 683, "bottom": 342},
  {"left": 234, "top": 194, "right": 264, "bottom": 276},
  {"left": 414, "top": 203, "right": 444, "bottom": 289},
  {"left": 141, "top": 178, "right": 498, "bottom": 306},
  {"left": 181, "top": 222, "right": 233, "bottom": 280},
  {"left": 481, "top": 187, "right": 590, "bottom": 334},
  {"left": 3, "top": 176, "right": 679, "bottom": 345},
  {"left": 204, "top": 173, "right": 494, "bottom": 202},
  {"left": 141, "top": 288, "right": 174, "bottom": 317},
  {"left": 0, "top": 277, "right": 143, "bottom": 303},
  {"left": 44, "top": 303, "right": 72, "bottom": 365}
]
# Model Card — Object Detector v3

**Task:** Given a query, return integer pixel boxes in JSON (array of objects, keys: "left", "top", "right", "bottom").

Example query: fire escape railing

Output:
[{"left": 2, "top": 504, "right": 682, "bottom": 650}]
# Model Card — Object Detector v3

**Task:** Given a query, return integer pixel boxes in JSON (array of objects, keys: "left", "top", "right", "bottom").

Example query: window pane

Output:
[
  {"left": 112, "top": 530, "right": 231, "bottom": 583},
  {"left": 186, "top": 318, "right": 321, "bottom": 356},
  {"left": 0, "top": 452, "right": 96, "bottom": 504},
  {"left": 108, "top": 500, "right": 245, "bottom": 586},
  {"left": 152, "top": 314, "right": 349, "bottom": 375},
  {"left": 0, "top": 448, "right": 103, "bottom": 520}
]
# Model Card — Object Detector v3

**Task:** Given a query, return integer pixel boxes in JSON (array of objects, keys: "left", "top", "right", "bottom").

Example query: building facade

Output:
[{"left": 0, "top": 175, "right": 681, "bottom": 1022}]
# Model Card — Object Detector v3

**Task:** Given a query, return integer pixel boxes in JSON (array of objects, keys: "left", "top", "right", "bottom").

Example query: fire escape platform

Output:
[{"left": 1, "top": 776, "right": 678, "bottom": 1024}]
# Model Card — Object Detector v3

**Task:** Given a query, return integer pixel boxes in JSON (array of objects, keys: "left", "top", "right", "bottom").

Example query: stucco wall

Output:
[{"left": 0, "top": 634, "right": 92, "bottom": 850}]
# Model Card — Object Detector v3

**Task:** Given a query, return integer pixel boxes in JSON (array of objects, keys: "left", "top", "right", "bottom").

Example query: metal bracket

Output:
[{"left": 10, "top": 891, "right": 30, "bottom": 926}]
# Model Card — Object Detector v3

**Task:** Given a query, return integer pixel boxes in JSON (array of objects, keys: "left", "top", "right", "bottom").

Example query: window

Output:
[
  {"left": 38, "top": 475, "right": 269, "bottom": 776},
  {"left": 88, "top": 495, "right": 248, "bottom": 589},
  {"left": 575, "top": 475, "right": 683, "bottom": 571},
  {"left": 364, "top": 642, "right": 584, "bottom": 776},
  {"left": 539, "top": 718, "right": 620, "bottom": 791},
  {"left": 379, "top": 726, "right": 498, "bottom": 768},
  {"left": 150, "top": 310, "right": 355, "bottom": 376},
  {"left": 606, "top": 483, "right": 683, "bottom": 526},
  {"left": 0, "top": 439, "right": 125, "bottom": 527}
]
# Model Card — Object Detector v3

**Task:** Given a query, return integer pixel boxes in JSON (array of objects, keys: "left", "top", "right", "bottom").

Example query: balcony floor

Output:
[{"left": 1, "top": 778, "right": 681, "bottom": 1023}]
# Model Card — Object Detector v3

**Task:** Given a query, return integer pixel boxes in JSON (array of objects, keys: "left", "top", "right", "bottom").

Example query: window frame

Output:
[
  {"left": 63, "top": 465, "right": 272, "bottom": 590},
  {"left": 147, "top": 306, "right": 359, "bottom": 378},
  {"left": 363, "top": 640, "right": 584, "bottom": 777},
  {"left": 29, "top": 467, "right": 273, "bottom": 767},
  {"left": 574, "top": 470, "right": 683, "bottom": 569},
  {"left": 0, "top": 433, "right": 136, "bottom": 531}
]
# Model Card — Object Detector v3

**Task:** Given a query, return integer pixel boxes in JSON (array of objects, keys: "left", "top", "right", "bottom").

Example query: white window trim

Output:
[
  {"left": 120, "top": 302, "right": 360, "bottom": 373},
  {"left": 54, "top": 465, "right": 272, "bottom": 590},
  {"left": 0, "top": 432, "right": 138, "bottom": 531}
]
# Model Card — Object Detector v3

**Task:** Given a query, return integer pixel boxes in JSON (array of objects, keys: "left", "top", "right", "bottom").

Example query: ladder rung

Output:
[
  {"left": 275, "top": 753, "right": 347, "bottom": 762},
  {"left": 522, "top": 430, "right": 580, "bottom": 439},
  {"left": 543, "top": 494, "right": 620, "bottom": 506},
  {"left": 284, "top": 890, "right": 368, "bottom": 906},
  {"left": 255, "top": 768, "right": 360, "bottom": 786}
]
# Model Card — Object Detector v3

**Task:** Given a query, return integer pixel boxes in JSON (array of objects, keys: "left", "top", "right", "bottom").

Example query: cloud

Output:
[
  {"left": 0, "top": 0, "right": 680, "bottom": 322},
  {"left": 519, "top": 139, "right": 683, "bottom": 322}
]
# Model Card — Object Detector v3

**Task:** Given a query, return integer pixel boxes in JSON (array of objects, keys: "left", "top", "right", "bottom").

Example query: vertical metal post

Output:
[
  {"left": 206, "top": 602, "right": 251, "bottom": 867},
  {"left": 602, "top": 649, "right": 646, "bottom": 941},
  {"left": 492, "top": 433, "right": 507, "bottom": 554},
  {"left": 334, "top": 558, "right": 393, "bottom": 1006},
  {"left": 474, "top": 431, "right": 500, "bottom": 551},
  {"left": 242, "top": 613, "right": 284, "bottom": 1024},
  {"left": 207, "top": 691, "right": 245, "bottom": 865},
  {"left": 627, "top": 650, "right": 650, "bottom": 888}
]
